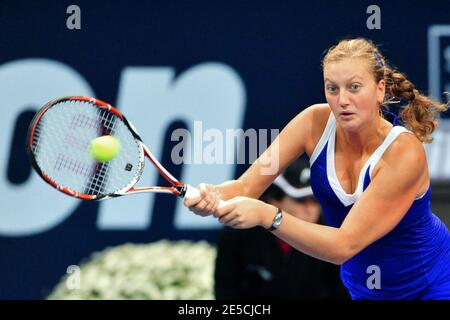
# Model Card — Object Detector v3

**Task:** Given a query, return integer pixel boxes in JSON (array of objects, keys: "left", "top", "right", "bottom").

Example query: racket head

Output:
[{"left": 27, "top": 96, "right": 146, "bottom": 200}]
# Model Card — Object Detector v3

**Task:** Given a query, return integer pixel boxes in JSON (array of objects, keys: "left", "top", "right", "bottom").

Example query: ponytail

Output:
[{"left": 384, "top": 67, "right": 448, "bottom": 143}]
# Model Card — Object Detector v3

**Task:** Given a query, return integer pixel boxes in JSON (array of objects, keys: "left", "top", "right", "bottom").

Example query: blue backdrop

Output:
[{"left": 1, "top": 0, "right": 450, "bottom": 299}]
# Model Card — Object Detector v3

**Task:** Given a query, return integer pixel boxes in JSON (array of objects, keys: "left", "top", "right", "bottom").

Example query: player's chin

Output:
[{"left": 337, "top": 118, "right": 362, "bottom": 132}]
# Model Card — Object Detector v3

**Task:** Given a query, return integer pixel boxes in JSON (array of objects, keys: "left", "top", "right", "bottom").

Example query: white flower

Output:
[{"left": 48, "top": 240, "right": 217, "bottom": 300}]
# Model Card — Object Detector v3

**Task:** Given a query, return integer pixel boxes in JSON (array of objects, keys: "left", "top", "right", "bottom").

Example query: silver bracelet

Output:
[{"left": 267, "top": 207, "right": 283, "bottom": 232}]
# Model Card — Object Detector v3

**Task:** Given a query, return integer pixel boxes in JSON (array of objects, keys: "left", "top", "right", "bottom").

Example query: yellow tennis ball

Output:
[{"left": 89, "top": 135, "right": 120, "bottom": 162}]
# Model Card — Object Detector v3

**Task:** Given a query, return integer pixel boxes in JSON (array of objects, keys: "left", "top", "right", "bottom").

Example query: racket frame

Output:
[{"left": 27, "top": 96, "right": 191, "bottom": 201}]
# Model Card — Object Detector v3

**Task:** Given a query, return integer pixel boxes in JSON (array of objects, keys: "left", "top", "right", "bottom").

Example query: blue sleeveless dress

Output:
[{"left": 309, "top": 111, "right": 450, "bottom": 299}]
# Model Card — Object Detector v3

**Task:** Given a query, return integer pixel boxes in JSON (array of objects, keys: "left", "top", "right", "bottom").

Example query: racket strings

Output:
[
  {"left": 32, "top": 123, "right": 43, "bottom": 158},
  {"left": 53, "top": 154, "right": 94, "bottom": 177},
  {"left": 70, "top": 112, "right": 99, "bottom": 130},
  {"left": 84, "top": 108, "right": 119, "bottom": 195},
  {"left": 86, "top": 163, "right": 110, "bottom": 195},
  {"left": 32, "top": 99, "right": 143, "bottom": 197}
]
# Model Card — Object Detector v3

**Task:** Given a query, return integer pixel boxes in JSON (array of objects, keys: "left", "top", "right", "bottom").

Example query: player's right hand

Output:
[{"left": 183, "top": 183, "right": 222, "bottom": 217}]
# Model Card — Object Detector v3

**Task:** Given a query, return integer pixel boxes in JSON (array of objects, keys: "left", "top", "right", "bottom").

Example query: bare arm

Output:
[
  {"left": 217, "top": 133, "right": 427, "bottom": 265},
  {"left": 216, "top": 104, "right": 329, "bottom": 200}
]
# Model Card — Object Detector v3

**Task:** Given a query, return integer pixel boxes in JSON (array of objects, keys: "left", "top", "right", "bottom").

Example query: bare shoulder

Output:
[
  {"left": 384, "top": 132, "right": 426, "bottom": 167},
  {"left": 301, "top": 103, "right": 331, "bottom": 120},
  {"left": 307, "top": 102, "right": 332, "bottom": 132},
  {"left": 377, "top": 132, "right": 427, "bottom": 183},
  {"left": 299, "top": 103, "right": 331, "bottom": 156},
  {"left": 284, "top": 103, "right": 330, "bottom": 135},
  {"left": 278, "top": 103, "right": 331, "bottom": 159}
]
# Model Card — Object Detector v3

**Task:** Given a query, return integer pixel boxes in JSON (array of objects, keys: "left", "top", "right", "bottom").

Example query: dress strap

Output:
[{"left": 310, "top": 111, "right": 335, "bottom": 166}]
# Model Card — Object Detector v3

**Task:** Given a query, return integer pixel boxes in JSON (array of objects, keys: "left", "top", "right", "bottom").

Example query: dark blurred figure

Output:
[{"left": 214, "top": 158, "right": 350, "bottom": 299}]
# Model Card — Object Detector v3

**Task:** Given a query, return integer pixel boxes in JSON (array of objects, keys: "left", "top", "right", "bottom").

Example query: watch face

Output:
[{"left": 274, "top": 212, "right": 282, "bottom": 226}]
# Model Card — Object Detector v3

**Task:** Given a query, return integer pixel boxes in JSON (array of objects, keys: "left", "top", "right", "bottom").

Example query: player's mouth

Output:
[{"left": 340, "top": 112, "right": 355, "bottom": 119}]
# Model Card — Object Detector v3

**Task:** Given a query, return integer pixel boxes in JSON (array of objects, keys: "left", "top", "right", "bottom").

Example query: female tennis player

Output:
[{"left": 184, "top": 38, "right": 450, "bottom": 299}]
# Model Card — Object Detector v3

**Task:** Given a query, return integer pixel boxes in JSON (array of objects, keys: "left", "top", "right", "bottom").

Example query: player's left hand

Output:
[{"left": 214, "top": 196, "right": 276, "bottom": 229}]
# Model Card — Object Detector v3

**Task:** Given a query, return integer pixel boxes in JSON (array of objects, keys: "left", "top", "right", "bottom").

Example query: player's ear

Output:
[{"left": 377, "top": 79, "right": 386, "bottom": 105}]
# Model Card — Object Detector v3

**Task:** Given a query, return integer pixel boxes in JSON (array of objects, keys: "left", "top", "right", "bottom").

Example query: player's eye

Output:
[
  {"left": 326, "top": 86, "right": 338, "bottom": 94},
  {"left": 350, "top": 83, "right": 361, "bottom": 91}
]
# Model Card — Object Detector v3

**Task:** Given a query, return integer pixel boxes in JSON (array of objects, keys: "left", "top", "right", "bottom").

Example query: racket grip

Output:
[{"left": 183, "top": 184, "right": 226, "bottom": 208}]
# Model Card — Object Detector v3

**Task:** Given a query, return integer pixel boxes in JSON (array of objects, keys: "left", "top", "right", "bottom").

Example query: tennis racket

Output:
[{"left": 27, "top": 95, "right": 225, "bottom": 207}]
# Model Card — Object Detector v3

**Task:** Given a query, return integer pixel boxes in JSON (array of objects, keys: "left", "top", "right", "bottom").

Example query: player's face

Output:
[{"left": 323, "top": 58, "right": 385, "bottom": 132}]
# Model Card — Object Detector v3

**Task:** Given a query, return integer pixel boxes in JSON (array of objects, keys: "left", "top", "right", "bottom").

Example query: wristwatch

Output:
[{"left": 267, "top": 208, "right": 283, "bottom": 232}]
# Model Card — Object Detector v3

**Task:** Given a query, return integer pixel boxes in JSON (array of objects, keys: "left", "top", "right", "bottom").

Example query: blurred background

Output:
[{"left": 1, "top": 0, "right": 450, "bottom": 299}]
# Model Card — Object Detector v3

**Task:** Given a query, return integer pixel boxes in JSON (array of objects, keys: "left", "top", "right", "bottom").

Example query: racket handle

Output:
[{"left": 183, "top": 184, "right": 226, "bottom": 209}]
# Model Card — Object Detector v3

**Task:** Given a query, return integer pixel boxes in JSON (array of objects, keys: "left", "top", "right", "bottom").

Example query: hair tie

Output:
[{"left": 372, "top": 50, "right": 384, "bottom": 67}]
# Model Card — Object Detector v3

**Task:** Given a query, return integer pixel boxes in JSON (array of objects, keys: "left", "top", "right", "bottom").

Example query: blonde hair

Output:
[{"left": 322, "top": 38, "right": 448, "bottom": 143}]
